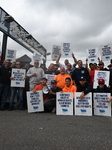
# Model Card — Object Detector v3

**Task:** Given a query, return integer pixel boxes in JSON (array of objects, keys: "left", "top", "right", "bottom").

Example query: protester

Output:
[
  {"left": 94, "top": 79, "right": 111, "bottom": 93},
  {"left": 0, "top": 60, "right": 11, "bottom": 110},
  {"left": 56, "top": 53, "right": 77, "bottom": 69},
  {"left": 32, "top": 77, "right": 49, "bottom": 101},
  {"left": 27, "top": 60, "right": 45, "bottom": 90},
  {"left": 54, "top": 67, "right": 72, "bottom": 89},
  {"left": 94, "top": 63, "right": 98, "bottom": 69},
  {"left": 66, "top": 63, "right": 73, "bottom": 76},
  {"left": 93, "top": 79, "right": 112, "bottom": 103},
  {"left": 77, "top": 76, "right": 93, "bottom": 99},
  {"left": 72, "top": 60, "right": 90, "bottom": 86},
  {"left": 98, "top": 62, "right": 108, "bottom": 71},
  {"left": 44, "top": 80, "right": 62, "bottom": 112},
  {"left": 40, "top": 63, "right": 47, "bottom": 72},
  {"left": 53, "top": 64, "right": 60, "bottom": 75},
  {"left": 9, "top": 61, "right": 25, "bottom": 110},
  {"left": 88, "top": 63, "right": 99, "bottom": 86},
  {"left": 62, "top": 77, "right": 77, "bottom": 92},
  {"left": 11, "top": 62, "right": 16, "bottom": 68},
  {"left": 45, "top": 63, "right": 59, "bottom": 75}
]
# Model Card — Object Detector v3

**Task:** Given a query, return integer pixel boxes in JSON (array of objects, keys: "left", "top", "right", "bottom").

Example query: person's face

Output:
[
  {"left": 98, "top": 64, "right": 104, "bottom": 69},
  {"left": 60, "top": 67, "right": 65, "bottom": 74},
  {"left": 16, "top": 62, "right": 21, "bottom": 69},
  {"left": 54, "top": 66, "right": 58, "bottom": 71},
  {"left": 78, "top": 61, "right": 83, "bottom": 68},
  {"left": 79, "top": 80, "right": 86, "bottom": 85},
  {"left": 25, "top": 64, "right": 29, "bottom": 69},
  {"left": 89, "top": 64, "right": 94, "bottom": 70},
  {"left": 98, "top": 83, "right": 105, "bottom": 88},
  {"left": 41, "top": 79, "right": 47, "bottom": 85},
  {"left": 94, "top": 63, "right": 97, "bottom": 69},
  {"left": 49, "top": 64, "right": 54, "bottom": 70},
  {"left": 65, "top": 79, "right": 71, "bottom": 87},
  {"left": 51, "top": 83, "right": 57, "bottom": 88},
  {"left": 34, "top": 61, "right": 39, "bottom": 67},
  {"left": 11, "top": 62, "right": 16, "bottom": 68},
  {"left": 67, "top": 64, "right": 72, "bottom": 69},
  {"left": 5, "top": 60, "right": 10, "bottom": 68},
  {"left": 65, "top": 59, "right": 69, "bottom": 65}
]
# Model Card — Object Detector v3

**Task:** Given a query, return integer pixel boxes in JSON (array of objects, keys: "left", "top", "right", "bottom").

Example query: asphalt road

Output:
[{"left": 0, "top": 110, "right": 112, "bottom": 150}]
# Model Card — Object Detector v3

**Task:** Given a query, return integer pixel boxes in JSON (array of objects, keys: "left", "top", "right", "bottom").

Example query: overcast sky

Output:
[{"left": 0, "top": 0, "right": 112, "bottom": 66}]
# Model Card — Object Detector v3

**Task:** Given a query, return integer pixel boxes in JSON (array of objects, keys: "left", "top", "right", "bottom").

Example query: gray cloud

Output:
[{"left": 1, "top": 0, "right": 112, "bottom": 66}]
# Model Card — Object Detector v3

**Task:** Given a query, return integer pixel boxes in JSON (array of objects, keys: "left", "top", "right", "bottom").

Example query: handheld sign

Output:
[
  {"left": 33, "top": 53, "right": 41, "bottom": 61},
  {"left": 94, "top": 93, "right": 111, "bottom": 116},
  {"left": 86, "top": 48, "right": 98, "bottom": 63},
  {"left": 45, "top": 74, "right": 56, "bottom": 86},
  {"left": 93, "top": 70, "right": 110, "bottom": 89},
  {"left": 52, "top": 45, "right": 61, "bottom": 61},
  {"left": 56, "top": 92, "right": 73, "bottom": 115},
  {"left": 75, "top": 92, "right": 92, "bottom": 116},
  {"left": 100, "top": 44, "right": 112, "bottom": 61},
  {"left": 11, "top": 68, "right": 26, "bottom": 87},
  {"left": 27, "top": 91, "right": 44, "bottom": 113},
  {"left": 5, "top": 49, "right": 16, "bottom": 62},
  {"left": 61, "top": 43, "right": 72, "bottom": 58}
]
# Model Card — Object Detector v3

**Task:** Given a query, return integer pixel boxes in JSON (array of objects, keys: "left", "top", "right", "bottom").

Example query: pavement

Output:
[{"left": 0, "top": 110, "right": 112, "bottom": 150}]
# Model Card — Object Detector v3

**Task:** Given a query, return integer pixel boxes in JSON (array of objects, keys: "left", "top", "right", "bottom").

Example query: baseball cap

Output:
[
  {"left": 41, "top": 77, "right": 48, "bottom": 81},
  {"left": 79, "top": 76, "right": 86, "bottom": 81},
  {"left": 98, "top": 62, "right": 104, "bottom": 65},
  {"left": 51, "top": 80, "right": 57, "bottom": 84},
  {"left": 98, "top": 78, "right": 105, "bottom": 84}
]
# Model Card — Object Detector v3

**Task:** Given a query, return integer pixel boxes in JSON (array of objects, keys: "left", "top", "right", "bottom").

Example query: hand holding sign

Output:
[
  {"left": 80, "top": 92, "right": 85, "bottom": 99},
  {"left": 10, "top": 77, "right": 14, "bottom": 80}
]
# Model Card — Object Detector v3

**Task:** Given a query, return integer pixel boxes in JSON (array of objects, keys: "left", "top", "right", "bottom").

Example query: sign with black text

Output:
[
  {"left": 5, "top": 49, "right": 16, "bottom": 62},
  {"left": 52, "top": 45, "right": 61, "bottom": 60},
  {"left": 27, "top": 91, "right": 44, "bottom": 113},
  {"left": 100, "top": 44, "right": 112, "bottom": 61},
  {"left": 94, "top": 93, "right": 111, "bottom": 116},
  {"left": 45, "top": 74, "right": 56, "bottom": 86},
  {"left": 61, "top": 43, "right": 72, "bottom": 58},
  {"left": 86, "top": 48, "right": 98, "bottom": 63},
  {"left": 75, "top": 92, "right": 92, "bottom": 116},
  {"left": 11, "top": 68, "right": 26, "bottom": 87},
  {"left": 56, "top": 92, "right": 73, "bottom": 115}
]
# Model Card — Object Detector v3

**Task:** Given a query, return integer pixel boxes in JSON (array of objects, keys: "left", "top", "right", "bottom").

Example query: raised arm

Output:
[
  {"left": 56, "top": 53, "right": 61, "bottom": 65},
  {"left": 72, "top": 53, "right": 78, "bottom": 64}
]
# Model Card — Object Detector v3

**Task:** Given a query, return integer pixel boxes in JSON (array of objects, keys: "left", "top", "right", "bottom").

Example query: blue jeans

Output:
[
  {"left": 0, "top": 83, "right": 10, "bottom": 108},
  {"left": 9, "top": 87, "right": 24, "bottom": 109}
]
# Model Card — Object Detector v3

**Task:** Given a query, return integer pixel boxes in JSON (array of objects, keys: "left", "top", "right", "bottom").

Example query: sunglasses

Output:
[
  {"left": 16, "top": 64, "right": 20, "bottom": 65},
  {"left": 98, "top": 83, "right": 104, "bottom": 85}
]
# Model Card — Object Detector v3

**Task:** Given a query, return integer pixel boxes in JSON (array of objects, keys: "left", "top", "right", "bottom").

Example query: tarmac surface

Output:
[{"left": 0, "top": 110, "right": 112, "bottom": 150}]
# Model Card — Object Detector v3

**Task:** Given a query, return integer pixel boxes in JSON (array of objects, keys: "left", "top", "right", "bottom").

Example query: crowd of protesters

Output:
[{"left": 0, "top": 54, "right": 112, "bottom": 112}]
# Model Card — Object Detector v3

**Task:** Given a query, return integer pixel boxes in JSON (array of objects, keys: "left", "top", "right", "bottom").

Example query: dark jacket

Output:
[
  {"left": 77, "top": 82, "right": 93, "bottom": 95},
  {"left": 0, "top": 66, "right": 12, "bottom": 85},
  {"left": 49, "top": 87, "right": 62, "bottom": 99},
  {"left": 93, "top": 84, "right": 112, "bottom": 94},
  {"left": 72, "top": 67, "right": 90, "bottom": 85}
]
